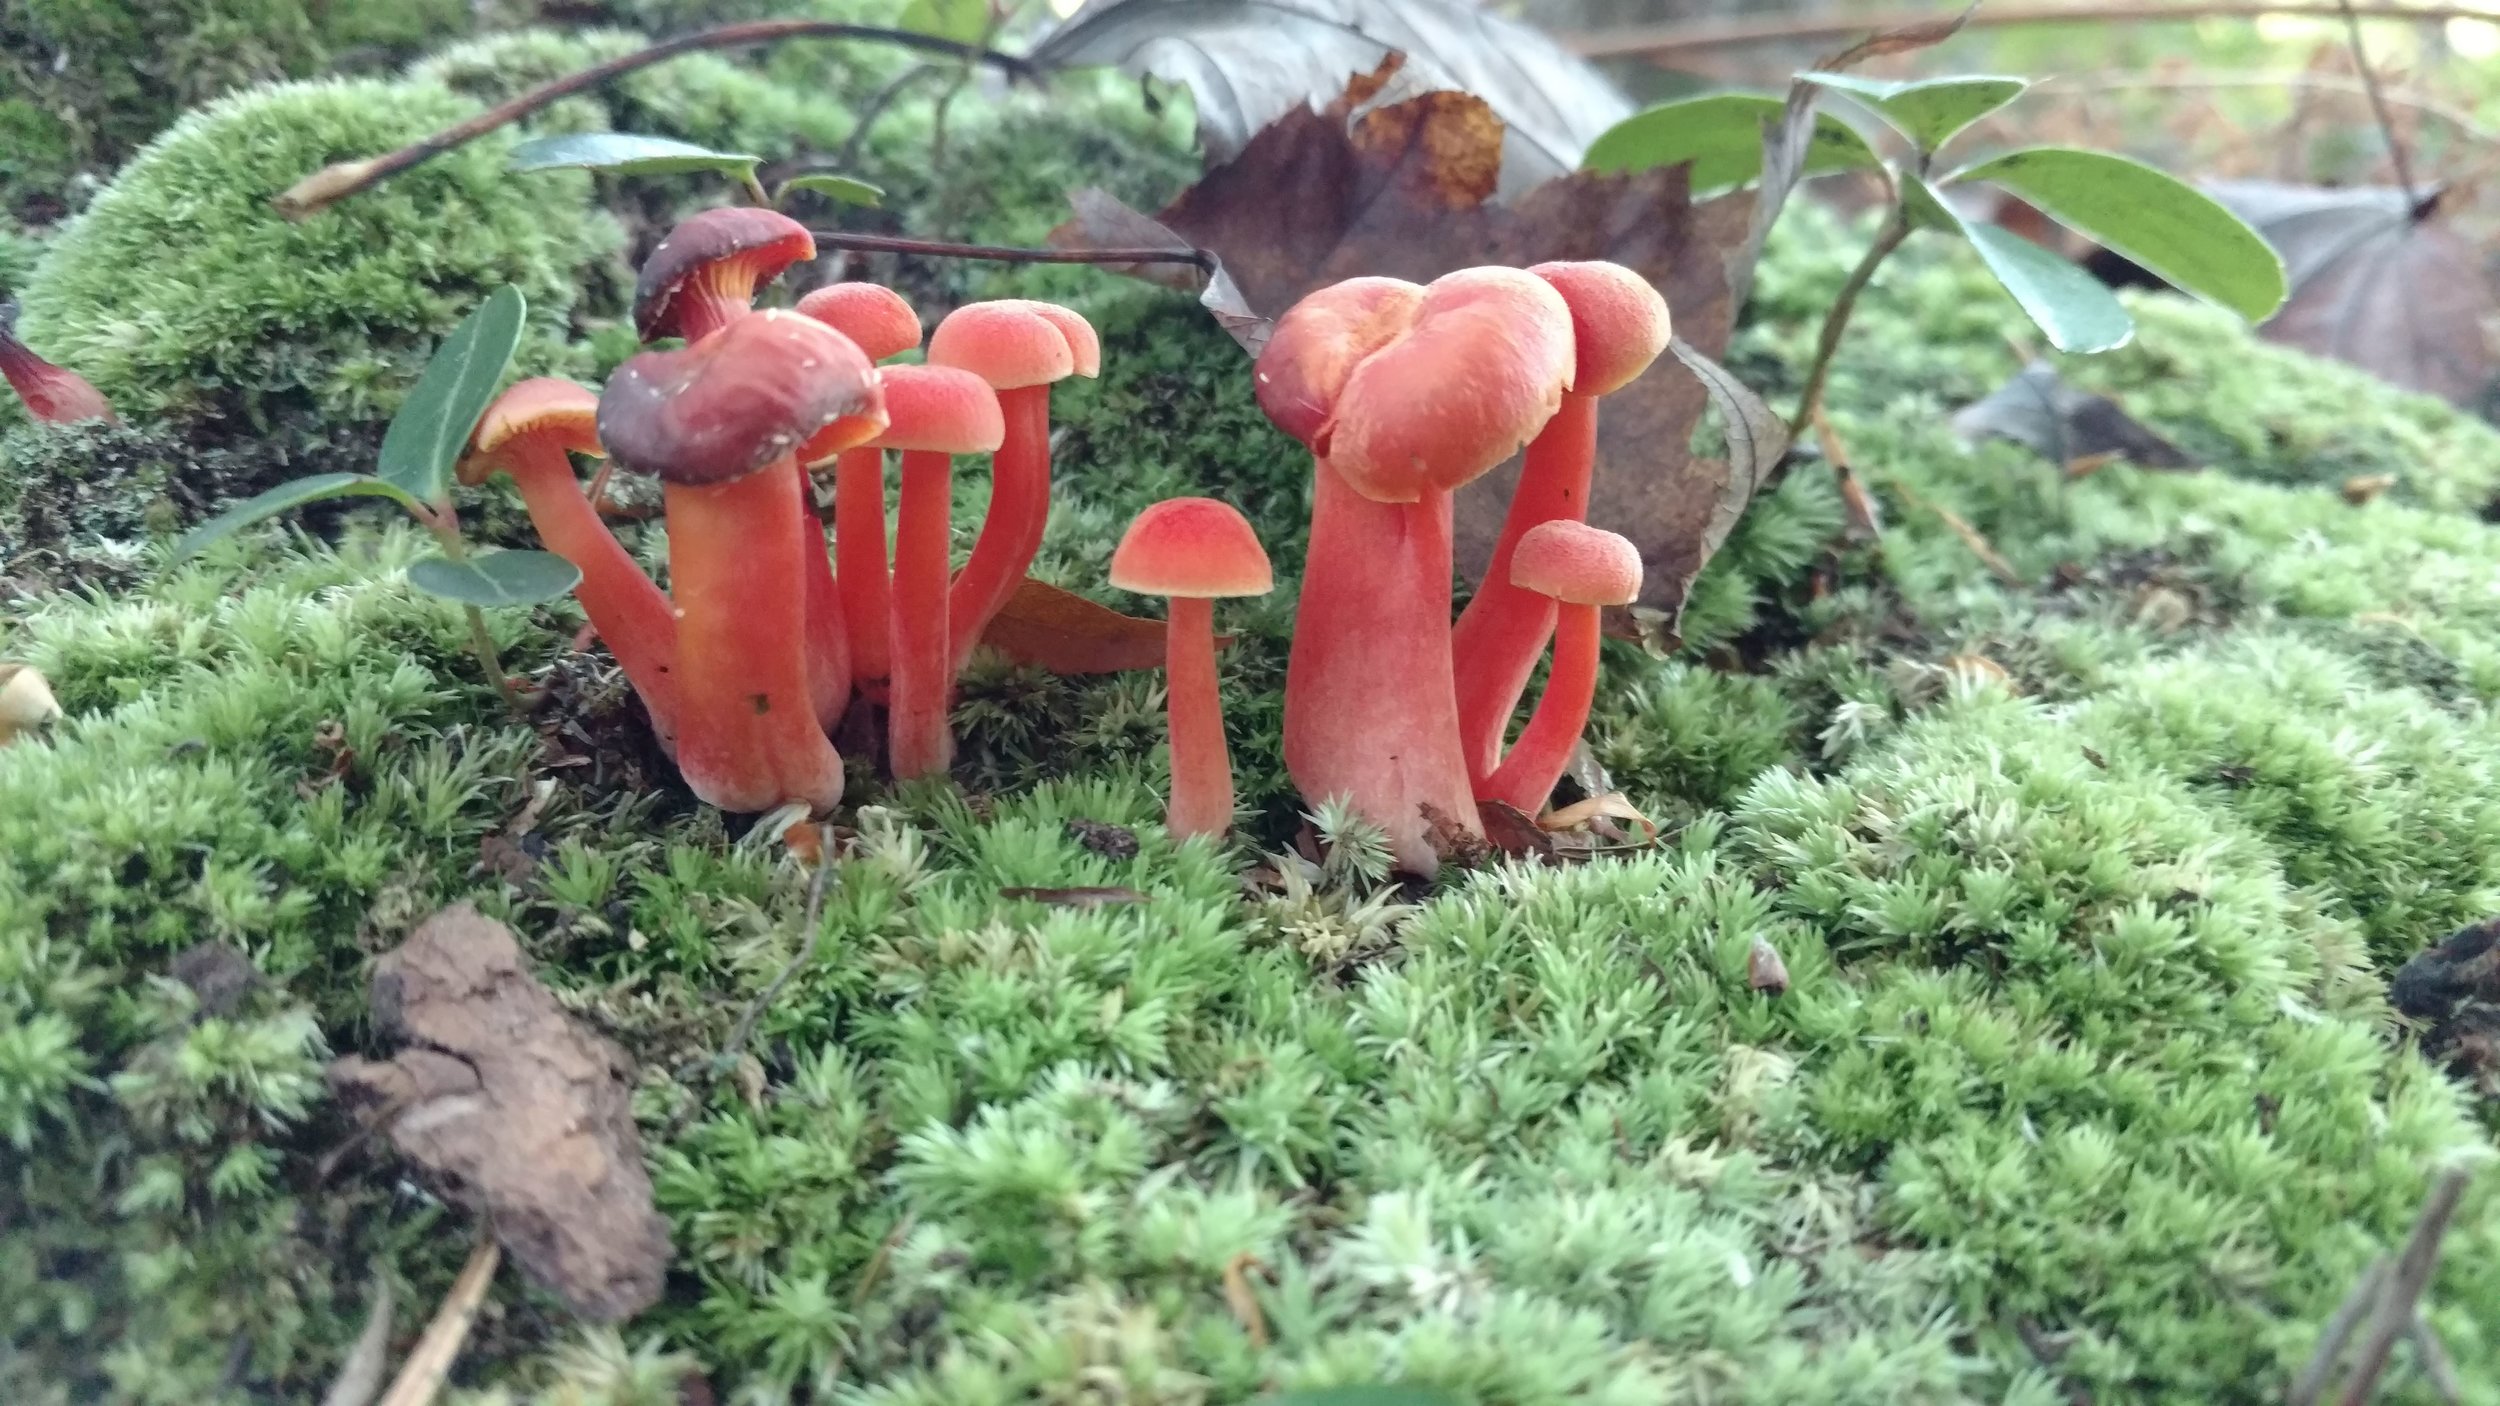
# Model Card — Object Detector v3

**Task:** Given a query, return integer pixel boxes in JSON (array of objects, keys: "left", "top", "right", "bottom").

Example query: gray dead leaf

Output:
[
  {"left": 1951, "top": 362, "right": 2195, "bottom": 471},
  {"left": 1029, "top": 0, "right": 1630, "bottom": 195}
]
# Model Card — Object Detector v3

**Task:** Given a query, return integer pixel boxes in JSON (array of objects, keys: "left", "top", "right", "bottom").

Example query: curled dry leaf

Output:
[
  {"left": 0, "top": 663, "right": 61, "bottom": 745},
  {"left": 2343, "top": 474, "right": 2398, "bottom": 506},
  {"left": 1951, "top": 362, "right": 2195, "bottom": 472},
  {"left": 1747, "top": 935, "right": 1791, "bottom": 995},
  {"left": 1541, "top": 792, "right": 1658, "bottom": 842}
]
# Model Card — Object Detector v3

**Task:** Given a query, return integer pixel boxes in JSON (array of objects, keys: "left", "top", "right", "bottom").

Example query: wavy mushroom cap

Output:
[
  {"left": 1511, "top": 519, "right": 1642, "bottom": 606},
  {"left": 1109, "top": 497, "right": 1272, "bottom": 599},
  {"left": 633, "top": 207, "right": 816, "bottom": 342},
  {"left": 796, "top": 282, "right": 923, "bottom": 361},
  {"left": 865, "top": 364, "right": 1004, "bottom": 454},
  {"left": 1529, "top": 261, "right": 1671, "bottom": 397},
  {"left": 599, "top": 311, "right": 881, "bottom": 486},
  {"left": 1255, "top": 268, "right": 1575, "bottom": 503},
  {"left": 458, "top": 377, "right": 603, "bottom": 486},
  {"left": 927, "top": 299, "right": 1100, "bottom": 388}
]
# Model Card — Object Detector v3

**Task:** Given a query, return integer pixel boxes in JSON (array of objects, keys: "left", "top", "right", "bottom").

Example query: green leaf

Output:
[
  {"left": 1801, "top": 72, "right": 2027, "bottom": 152},
  {"left": 1582, "top": 94, "right": 1881, "bottom": 192},
  {"left": 1907, "top": 175, "right": 2133, "bottom": 352},
  {"left": 377, "top": 286, "right": 526, "bottom": 505},
  {"left": 172, "top": 474, "right": 425, "bottom": 561},
  {"left": 406, "top": 550, "right": 582, "bottom": 608},
  {"left": 507, "top": 132, "right": 763, "bottom": 182},
  {"left": 776, "top": 173, "right": 885, "bottom": 208},
  {"left": 1948, "top": 146, "right": 2289, "bottom": 322},
  {"left": 898, "top": 0, "right": 989, "bottom": 45}
]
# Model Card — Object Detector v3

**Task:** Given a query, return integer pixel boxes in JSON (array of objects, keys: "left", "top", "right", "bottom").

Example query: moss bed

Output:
[{"left": 9, "top": 12, "right": 2500, "bottom": 1406}]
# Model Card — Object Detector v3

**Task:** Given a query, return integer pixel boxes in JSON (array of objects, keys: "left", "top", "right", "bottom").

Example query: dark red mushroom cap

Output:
[
  {"left": 1510, "top": 519, "right": 1641, "bottom": 605},
  {"left": 1109, "top": 498, "right": 1272, "bottom": 599},
  {"left": 633, "top": 207, "right": 816, "bottom": 342},
  {"left": 795, "top": 283, "right": 923, "bottom": 361},
  {"left": 599, "top": 310, "right": 882, "bottom": 486},
  {"left": 1527, "top": 261, "right": 1671, "bottom": 397}
]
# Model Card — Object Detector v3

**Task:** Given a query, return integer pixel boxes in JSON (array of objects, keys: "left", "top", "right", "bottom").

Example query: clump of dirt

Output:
[{"left": 2392, "top": 917, "right": 2500, "bottom": 1102}]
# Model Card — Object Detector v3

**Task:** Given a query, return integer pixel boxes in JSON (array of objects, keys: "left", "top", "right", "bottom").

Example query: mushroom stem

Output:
[
  {"left": 1450, "top": 390, "right": 1596, "bottom": 781},
  {"left": 945, "top": 382, "right": 1051, "bottom": 677},
  {"left": 501, "top": 440, "right": 681, "bottom": 742},
  {"left": 666, "top": 459, "right": 845, "bottom": 812},
  {"left": 888, "top": 447, "right": 954, "bottom": 780},
  {"left": 1284, "top": 460, "right": 1478, "bottom": 877},
  {"left": 1477, "top": 599, "right": 1602, "bottom": 817},
  {"left": 834, "top": 446, "right": 894, "bottom": 688},
  {"left": 795, "top": 470, "right": 851, "bottom": 729},
  {"left": 1162, "top": 595, "right": 1232, "bottom": 838}
]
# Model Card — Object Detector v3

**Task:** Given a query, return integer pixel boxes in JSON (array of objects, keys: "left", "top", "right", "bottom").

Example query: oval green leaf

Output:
[
  {"left": 377, "top": 286, "right": 527, "bottom": 505},
  {"left": 1801, "top": 72, "right": 2028, "bottom": 153},
  {"left": 508, "top": 132, "right": 764, "bottom": 181},
  {"left": 172, "top": 473, "right": 425, "bottom": 562},
  {"left": 1906, "top": 175, "right": 2132, "bottom": 353},
  {"left": 1582, "top": 93, "right": 1882, "bottom": 193},
  {"left": 407, "top": 549, "right": 582, "bottom": 608},
  {"left": 1947, "top": 146, "right": 2288, "bottom": 322},
  {"left": 776, "top": 173, "right": 886, "bottom": 209}
]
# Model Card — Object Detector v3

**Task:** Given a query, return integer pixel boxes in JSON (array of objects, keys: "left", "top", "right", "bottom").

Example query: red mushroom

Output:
[
  {"left": 1108, "top": 498, "right": 1273, "bottom": 839},
  {"left": 1475, "top": 520, "right": 1642, "bottom": 817},
  {"left": 926, "top": 299, "right": 1099, "bottom": 677},
  {"left": 633, "top": 207, "right": 816, "bottom": 345},
  {"left": 1255, "top": 268, "right": 1575, "bottom": 876},
  {"left": 797, "top": 282, "right": 924, "bottom": 695},
  {"left": 868, "top": 365, "right": 1005, "bottom": 781},
  {"left": 0, "top": 300, "right": 112, "bottom": 425},
  {"left": 598, "top": 311, "right": 882, "bottom": 813},
  {"left": 459, "top": 378, "right": 679, "bottom": 743},
  {"left": 1451, "top": 262, "right": 1668, "bottom": 783}
]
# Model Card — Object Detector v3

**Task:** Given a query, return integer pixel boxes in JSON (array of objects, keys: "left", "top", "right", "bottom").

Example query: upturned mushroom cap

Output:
[
  {"left": 1109, "top": 497, "right": 1272, "bottom": 599},
  {"left": 634, "top": 208, "right": 816, "bottom": 341},
  {"left": 1255, "top": 267, "right": 1575, "bottom": 503},
  {"left": 1510, "top": 519, "right": 1641, "bottom": 606},
  {"left": 600, "top": 311, "right": 882, "bottom": 486},
  {"left": 796, "top": 283, "right": 923, "bottom": 361},
  {"left": 927, "top": 299, "right": 1100, "bottom": 388},
  {"left": 866, "top": 364, "right": 1003, "bottom": 454},
  {"left": 458, "top": 377, "right": 603, "bottom": 486},
  {"left": 1528, "top": 261, "right": 1671, "bottom": 397}
]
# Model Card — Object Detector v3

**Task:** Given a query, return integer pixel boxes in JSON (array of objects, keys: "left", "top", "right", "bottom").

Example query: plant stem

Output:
[
  {"left": 806, "top": 228, "right": 1214, "bottom": 270},
  {"left": 1791, "top": 202, "right": 1913, "bottom": 437},
  {"left": 273, "top": 21, "right": 1036, "bottom": 217},
  {"left": 423, "top": 512, "right": 524, "bottom": 713}
]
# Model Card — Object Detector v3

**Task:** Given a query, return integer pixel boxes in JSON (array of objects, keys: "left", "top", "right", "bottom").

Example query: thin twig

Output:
[
  {"left": 320, "top": 1271, "right": 398, "bottom": 1406},
  {"left": 2035, "top": 71, "right": 2498, "bottom": 144},
  {"left": 1791, "top": 203, "right": 1913, "bottom": 437},
  {"left": 808, "top": 228, "right": 1215, "bottom": 270},
  {"left": 375, "top": 1235, "right": 500, "bottom": 1406},
  {"left": 1879, "top": 471, "right": 2024, "bottom": 585},
  {"left": 664, "top": 860, "right": 836, "bottom": 1138},
  {"left": 2413, "top": 1310, "right": 2465, "bottom": 1405},
  {"left": 833, "top": 64, "right": 943, "bottom": 170},
  {"left": 2336, "top": 1167, "right": 2472, "bottom": 1406},
  {"left": 2292, "top": 1256, "right": 2389, "bottom": 1406},
  {"left": 275, "top": 21, "right": 1036, "bottom": 217},
  {"left": 1570, "top": 3, "right": 2500, "bottom": 63},
  {"left": 2336, "top": 0, "right": 2424, "bottom": 209}
]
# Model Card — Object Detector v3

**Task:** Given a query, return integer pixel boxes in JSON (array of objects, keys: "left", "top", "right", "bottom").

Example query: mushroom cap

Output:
[
  {"left": 459, "top": 377, "right": 603, "bottom": 486},
  {"left": 866, "top": 364, "right": 1003, "bottom": 454},
  {"left": 1528, "top": 261, "right": 1671, "bottom": 397},
  {"left": 1510, "top": 519, "right": 1641, "bottom": 606},
  {"left": 927, "top": 299, "right": 1100, "bottom": 388},
  {"left": 599, "top": 310, "right": 882, "bottom": 486},
  {"left": 1255, "top": 267, "right": 1575, "bottom": 503},
  {"left": 796, "top": 282, "right": 922, "bottom": 361},
  {"left": 633, "top": 207, "right": 815, "bottom": 341},
  {"left": 1108, "top": 497, "right": 1272, "bottom": 598}
]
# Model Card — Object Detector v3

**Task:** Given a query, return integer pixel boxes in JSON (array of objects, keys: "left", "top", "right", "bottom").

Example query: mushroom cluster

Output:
[{"left": 1254, "top": 261, "right": 1668, "bottom": 875}]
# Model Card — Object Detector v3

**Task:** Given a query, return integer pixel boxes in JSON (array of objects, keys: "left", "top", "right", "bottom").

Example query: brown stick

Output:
[
  {"left": 2336, "top": 0, "right": 2425, "bottom": 208},
  {"left": 2336, "top": 1167, "right": 2471, "bottom": 1406},
  {"left": 1568, "top": 3, "right": 2500, "bottom": 63},
  {"left": 275, "top": 21, "right": 1035, "bottom": 218},
  {"left": 809, "top": 228, "right": 1216, "bottom": 270},
  {"left": 375, "top": 1235, "right": 500, "bottom": 1406}
]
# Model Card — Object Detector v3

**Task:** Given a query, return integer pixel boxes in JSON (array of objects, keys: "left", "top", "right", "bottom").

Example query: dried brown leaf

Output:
[
  {"left": 977, "top": 577, "right": 1219, "bottom": 675},
  {"left": 1747, "top": 935, "right": 1791, "bottom": 995},
  {"left": 1477, "top": 799, "right": 1558, "bottom": 862}
]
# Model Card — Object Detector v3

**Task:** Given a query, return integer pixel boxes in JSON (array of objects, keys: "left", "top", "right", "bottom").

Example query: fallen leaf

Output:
[
  {"left": 999, "top": 885, "right": 1149, "bottom": 907},
  {"left": 1065, "top": 817, "right": 1142, "bottom": 858},
  {"left": 327, "top": 904, "right": 672, "bottom": 1322},
  {"left": 0, "top": 663, "right": 61, "bottom": 745},
  {"left": 1418, "top": 801, "right": 1493, "bottom": 871},
  {"left": 1747, "top": 935, "right": 1791, "bottom": 994},
  {"left": 1030, "top": 0, "right": 1631, "bottom": 195},
  {"left": 978, "top": 577, "right": 1214, "bottom": 675},
  {"left": 1951, "top": 362, "right": 2196, "bottom": 471},
  {"left": 2343, "top": 473, "right": 2397, "bottom": 506},
  {"left": 1540, "top": 792, "right": 1658, "bottom": 842},
  {"left": 1477, "top": 799, "right": 1558, "bottom": 861}
]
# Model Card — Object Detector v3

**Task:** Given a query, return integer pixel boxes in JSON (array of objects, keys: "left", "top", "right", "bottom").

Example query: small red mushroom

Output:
[
  {"left": 926, "top": 299, "right": 1099, "bottom": 677},
  {"left": 1451, "top": 261, "right": 1668, "bottom": 783},
  {"left": 1108, "top": 498, "right": 1272, "bottom": 840},
  {"left": 460, "top": 378, "right": 679, "bottom": 744},
  {"left": 867, "top": 364, "right": 1005, "bottom": 782},
  {"left": 1255, "top": 268, "right": 1575, "bottom": 876},
  {"left": 633, "top": 207, "right": 816, "bottom": 345},
  {"left": 0, "top": 300, "right": 112, "bottom": 425},
  {"left": 797, "top": 282, "right": 924, "bottom": 694},
  {"left": 1475, "top": 520, "right": 1642, "bottom": 817},
  {"left": 598, "top": 310, "right": 882, "bottom": 813}
]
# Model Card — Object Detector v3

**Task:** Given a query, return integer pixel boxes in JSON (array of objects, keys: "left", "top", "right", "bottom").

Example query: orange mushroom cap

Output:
[
  {"left": 1109, "top": 497, "right": 1273, "bottom": 599},
  {"left": 459, "top": 377, "right": 603, "bottom": 486},
  {"left": 866, "top": 364, "right": 1003, "bottom": 454},
  {"left": 796, "top": 283, "right": 923, "bottom": 362},
  {"left": 634, "top": 208, "right": 816, "bottom": 342},
  {"left": 600, "top": 310, "right": 882, "bottom": 485},
  {"left": 1528, "top": 261, "right": 1671, "bottom": 398},
  {"left": 1510, "top": 519, "right": 1641, "bottom": 606},
  {"left": 927, "top": 299, "right": 1100, "bottom": 387}
]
